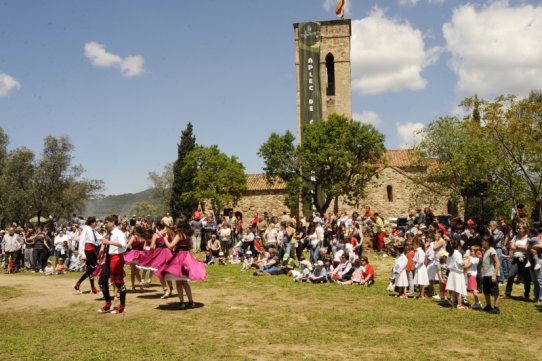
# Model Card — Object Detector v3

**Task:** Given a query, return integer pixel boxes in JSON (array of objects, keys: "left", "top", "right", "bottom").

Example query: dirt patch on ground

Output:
[{"left": 0, "top": 274, "right": 221, "bottom": 314}]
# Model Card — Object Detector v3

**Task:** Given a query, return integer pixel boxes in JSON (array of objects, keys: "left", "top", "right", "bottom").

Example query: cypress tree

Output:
[{"left": 169, "top": 122, "right": 197, "bottom": 219}]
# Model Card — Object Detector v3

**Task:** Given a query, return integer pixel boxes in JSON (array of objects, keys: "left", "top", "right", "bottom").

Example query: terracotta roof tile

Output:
[
  {"left": 384, "top": 149, "right": 417, "bottom": 168},
  {"left": 247, "top": 149, "right": 416, "bottom": 192},
  {"left": 246, "top": 174, "right": 287, "bottom": 191}
]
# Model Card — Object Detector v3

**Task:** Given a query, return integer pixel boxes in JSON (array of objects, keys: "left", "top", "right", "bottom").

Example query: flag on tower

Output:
[{"left": 336, "top": 0, "right": 345, "bottom": 20}]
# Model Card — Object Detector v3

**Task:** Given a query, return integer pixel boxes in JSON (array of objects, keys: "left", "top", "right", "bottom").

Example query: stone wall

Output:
[
  {"left": 229, "top": 167, "right": 450, "bottom": 219},
  {"left": 229, "top": 190, "right": 287, "bottom": 219},
  {"left": 335, "top": 167, "right": 449, "bottom": 218}
]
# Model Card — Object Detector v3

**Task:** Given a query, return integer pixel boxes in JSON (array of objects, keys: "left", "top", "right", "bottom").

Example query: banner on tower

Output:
[{"left": 298, "top": 22, "right": 322, "bottom": 134}]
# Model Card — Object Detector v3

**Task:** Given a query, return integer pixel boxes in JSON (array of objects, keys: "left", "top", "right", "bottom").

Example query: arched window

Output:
[
  {"left": 386, "top": 185, "right": 393, "bottom": 202},
  {"left": 325, "top": 53, "right": 335, "bottom": 96}
]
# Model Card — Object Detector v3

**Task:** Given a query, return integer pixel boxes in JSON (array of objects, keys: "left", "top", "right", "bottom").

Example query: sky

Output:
[{"left": 1, "top": 0, "right": 542, "bottom": 195}]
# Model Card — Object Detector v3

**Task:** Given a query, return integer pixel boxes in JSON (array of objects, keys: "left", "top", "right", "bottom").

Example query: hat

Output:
[
  {"left": 316, "top": 260, "right": 324, "bottom": 267},
  {"left": 467, "top": 219, "right": 475, "bottom": 227},
  {"left": 419, "top": 224, "right": 427, "bottom": 230},
  {"left": 246, "top": 250, "right": 252, "bottom": 255},
  {"left": 47, "top": 260, "right": 52, "bottom": 264}
]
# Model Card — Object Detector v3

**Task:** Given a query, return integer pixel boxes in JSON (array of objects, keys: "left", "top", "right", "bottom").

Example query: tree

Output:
[
  {"left": 466, "top": 94, "right": 542, "bottom": 221},
  {"left": 148, "top": 163, "right": 173, "bottom": 215},
  {"left": 0, "top": 147, "right": 35, "bottom": 226},
  {"left": 170, "top": 123, "right": 197, "bottom": 218},
  {"left": 130, "top": 201, "right": 159, "bottom": 219},
  {"left": 259, "top": 113, "right": 385, "bottom": 214},
  {"left": 31, "top": 136, "right": 103, "bottom": 223},
  {"left": 181, "top": 145, "right": 247, "bottom": 218},
  {"left": 0, "top": 131, "right": 103, "bottom": 227}
]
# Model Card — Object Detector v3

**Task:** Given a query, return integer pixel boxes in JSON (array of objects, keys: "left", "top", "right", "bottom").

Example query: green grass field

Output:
[{"left": 1, "top": 253, "right": 541, "bottom": 361}]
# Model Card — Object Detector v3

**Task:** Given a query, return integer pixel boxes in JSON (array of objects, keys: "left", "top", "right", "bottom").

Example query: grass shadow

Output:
[
  {"left": 155, "top": 302, "right": 204, "bottom": 311},
  {"left": 136, "top": 292, "right": 167, "bottom": 299}
]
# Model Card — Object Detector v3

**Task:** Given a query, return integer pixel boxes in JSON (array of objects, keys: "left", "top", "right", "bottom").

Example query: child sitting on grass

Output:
[
  {"left": 292, "top": 260, "right": 312, "bottom": 282},
  {"left": 241, "top": 251, "right": 254, "bottom": 271},
  {"left": 309, "top": 260, "right": 328, "bottom": 283},
  {"left": 218, "top": 252, "right": 227, "bottom": 265},
  {"left": 55, "top": 258, "right": 67, "bottom": 275},
  {"left": 338, "top": 259, "right": 364, "bottom": 285},
  {"left": 204, "top": 250, "right": 215, "bottom": 265},
  {"left": 68, "top": 251, "right": 85, "bottom": 272},
  {"left": 229, "top": 248, "right": 240, "bottom": 264},
  {"left": 44, "top": 260, "right": 55, "bottom": 275}
]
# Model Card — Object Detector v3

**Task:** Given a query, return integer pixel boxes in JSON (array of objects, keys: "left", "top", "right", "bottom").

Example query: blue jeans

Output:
[
  {"left": 311, "top": 245, "right": 321, "bottom": 264},
  {"left": 261, "top": 265, "right": 279, "bottom": 275},
  {"left": 495, "top": 248, "right": 506, "bottom": 284},
  {"left": 284, "top": 242, "right": 291, "bottom": 258}
]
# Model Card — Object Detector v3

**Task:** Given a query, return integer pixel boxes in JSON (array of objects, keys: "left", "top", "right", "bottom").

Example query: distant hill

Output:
[{"left": 82, "top": 189, "right": 154, "bottom": 219}]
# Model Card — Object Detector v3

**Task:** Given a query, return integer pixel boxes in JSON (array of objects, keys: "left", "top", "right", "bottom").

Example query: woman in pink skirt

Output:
[
  {"left": 137, "top": 222, "right": 174, "bottom": 298},
  {"left": 124, "top": 226, "right": 149, "bottom": 292},
  {"left": 157, "top": 216, "right": 207, "bottom": 309}
]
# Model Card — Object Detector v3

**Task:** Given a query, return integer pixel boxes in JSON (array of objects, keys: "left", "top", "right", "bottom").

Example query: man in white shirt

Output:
[
  {"left": 74, "top": 217, "right": 102, "bottom": 294},
  {"left": 97, "top": 215, "right": 128, "bottom": 314}
]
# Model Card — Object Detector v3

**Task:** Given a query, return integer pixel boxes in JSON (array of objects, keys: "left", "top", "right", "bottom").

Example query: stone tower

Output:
[{"left": 293, "top": 19, "right": 352, "bottom": 141}]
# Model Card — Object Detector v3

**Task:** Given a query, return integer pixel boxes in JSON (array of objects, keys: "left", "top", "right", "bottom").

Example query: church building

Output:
[{"left": 232, "top": 20, "right": 449, "bottom": 219}]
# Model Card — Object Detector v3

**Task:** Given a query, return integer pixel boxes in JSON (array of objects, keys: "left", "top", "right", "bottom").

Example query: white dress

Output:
[
  {"left": 413, "top": 247, "right": 430, "bottom": 286},
  {"left": 426, "top": 242, "right": 438, "bottom": 281},
  {"left": 445, "top": 250, "right": 467, "bottom": 296},
  {"left": 393, "top": 254, "right": 409, "bottom": 288}
]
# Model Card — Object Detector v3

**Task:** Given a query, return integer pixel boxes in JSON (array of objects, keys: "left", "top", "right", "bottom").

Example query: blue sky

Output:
[{"left": 1, "top": 0, "right": 542, "bottom": 195}]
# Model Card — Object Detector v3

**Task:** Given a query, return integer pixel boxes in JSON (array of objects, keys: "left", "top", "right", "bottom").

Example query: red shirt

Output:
[
  {"left": 406, "top": 250, "right": 415, "bottom": 271},
  {"left": 363, "top": 264, "right": 375, "bottom": 280}
]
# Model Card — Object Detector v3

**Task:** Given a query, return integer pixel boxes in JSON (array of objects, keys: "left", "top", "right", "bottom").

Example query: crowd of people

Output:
[{"left": 2, "top": 205, "right": 542, "bottom": 315}]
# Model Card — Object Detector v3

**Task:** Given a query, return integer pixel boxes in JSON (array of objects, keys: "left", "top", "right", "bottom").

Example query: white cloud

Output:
[
  {"left": 120, "top": 55, "right": 145, "bottom": 77},
  {"left": 0, "top": 73, "right": 21, "bottom": 97},
  {"left": 323, "top": 0, "right": 351, "bottom": 17},
  {"left": 443, "top": 1, "right": 542, "bottom": 97},
  {"left": 351, "top": 7, "right": 442, "bottom": 95},
  {"left": 396, "top": 122, "right": 424, "bottom": 148},
  {"left": 353, "top": 111, "right": 382, "bottom": 126},
  {"left": 84, "top": 41, "right": 144, "bottom": 78},
  {"left": 399, "top": 0, "right": 420, "bottom": 7},
  {"left": 399, "top": 0, "right": 445, "bottom": 6}
]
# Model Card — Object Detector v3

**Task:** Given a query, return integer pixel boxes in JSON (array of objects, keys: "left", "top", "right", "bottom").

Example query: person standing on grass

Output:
[
  {"left": 97, "top": 215, "right": 128, "bottom": 314},
  {"left": 157, "top": 216, "right": 207, "bottom": 309},
  {"left": 445, "top": 238, "right": 468, "bottom": 309},
  {"left": 190, "top": 214, "right": 203, "bottom": 253},
  {"left": 504, "top": 223, "right": 531, "bottom": 300},
  {"left": 413, "top": 238, "right": 429, "bottom": 299},
  {"left": 74, "top": 217, "right": 102, "bottom": 294},
  {"left": 2, "top": 227, "right": 23, "bottom": 272},
  {"left": 481, "top": 235, "right": 501, "bottom": 314},
  {"left": 391, "top": 246, "right": 408, "bottom": 298}
]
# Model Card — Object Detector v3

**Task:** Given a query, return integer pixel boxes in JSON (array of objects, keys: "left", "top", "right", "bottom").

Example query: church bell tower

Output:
[{"left": 293, "top": 19, "right": 352, "bottom": 141}]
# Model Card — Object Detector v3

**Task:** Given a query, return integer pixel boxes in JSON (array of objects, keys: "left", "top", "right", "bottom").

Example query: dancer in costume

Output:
[
  {"left": 97, "top": 215, "right": 128, "bottom": 314},
  {"left": 73, "top": 217, "right": 102, "bottom": 295},
  {"left": 123, "top": 226, "right": 149, "bottom": 292},
  {"left": 157, "top": 216, "right": 207, "bottom": 309},
  {"left": 137, "top": 222, "right": 174, "bottom": 298}
]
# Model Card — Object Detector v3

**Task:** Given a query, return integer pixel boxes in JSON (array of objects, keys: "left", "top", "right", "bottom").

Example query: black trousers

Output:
[{"left": 33, "top": 249, "right": 48, "bottom": 271}]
